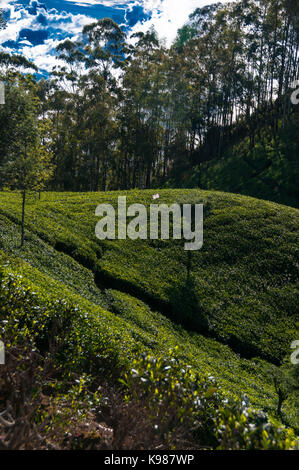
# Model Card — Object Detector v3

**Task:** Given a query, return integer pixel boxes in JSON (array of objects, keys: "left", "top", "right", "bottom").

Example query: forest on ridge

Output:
[
  {"left": 0, "top": 0, "right": 298, "bottom": 205},
  {"left": 0, "top": 0, "right": 298, "bottom": 452}
]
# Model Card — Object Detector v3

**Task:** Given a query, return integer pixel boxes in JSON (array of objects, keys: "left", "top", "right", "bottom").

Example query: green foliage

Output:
[
  {"left": 0, "top": 189, "right": 298, "bottom": 364},
  {"left": 0, "top": 270, "right": 297, "bottom": 449},
  {"left": 1, "top": 1, "right": 298, "bottom": 204},
  {"left": 0, "top": 76, "right": 54, "bottom": 192},
  {"left": 125, "top": 352, "right": 298, "bottom": 449},
  {"left": 0, "top": 0, "right": 298, "bottom": 448},
  {"left": 216, "top": 396, "right": 298, "bottom": 450},
  {"left": 0, "top": 10, "right": 5, "bottom": 31},
  {"left": 121, "top": 348, "right": 221, "bottom": 447},
  {"left": 0, "top": 189, "right": 298, "bottom": 433},
  {"left": 0, "top": 269, "right": 122, "bottom": 378},
  {"left": 0, "top": 52, "right": 37, "bottom": 71},
  {"left": 199, "top": 109, "right": 299, "bottom": 208}
]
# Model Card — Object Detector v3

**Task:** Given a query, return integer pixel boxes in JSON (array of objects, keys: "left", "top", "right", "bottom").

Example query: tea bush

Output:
[
  {"left": 0, "top": 271, "right": 297, "bottom": 449},
  {"left": 0, "top": 188, "right": 298, "bottom": 443}
]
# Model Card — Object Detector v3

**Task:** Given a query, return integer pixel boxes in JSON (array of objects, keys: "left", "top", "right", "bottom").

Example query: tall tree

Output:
[{"left": 0, "top": 77, "right": 54, "bottom": 246}]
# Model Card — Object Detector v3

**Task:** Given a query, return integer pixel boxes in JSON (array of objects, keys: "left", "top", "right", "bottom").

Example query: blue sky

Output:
[{"left": 0, "top": 1, "right": 227, "bottom": 75}]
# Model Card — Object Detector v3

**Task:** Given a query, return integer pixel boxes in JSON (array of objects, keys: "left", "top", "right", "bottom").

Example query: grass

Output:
[{"left": 0, "top": 188, "right": 298, "bottom": 429}]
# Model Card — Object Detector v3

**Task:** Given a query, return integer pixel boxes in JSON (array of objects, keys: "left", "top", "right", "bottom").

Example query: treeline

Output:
[{"left": 0, "top": 0, "right": 298, "bottom": 194}]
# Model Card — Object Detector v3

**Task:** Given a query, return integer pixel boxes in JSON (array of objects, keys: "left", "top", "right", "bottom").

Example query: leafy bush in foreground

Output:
[
  {"left": 0, "top": 269, "right": 123, "bottom": 379},
  {"left": 121, "top": 353, "right": 298, "bottom": 450},
  {"left": 0, "top": 269, "right": 297, "bottom": 450},
  {"left": 216, "top": 397, "right": 297, "bottom": 450}
]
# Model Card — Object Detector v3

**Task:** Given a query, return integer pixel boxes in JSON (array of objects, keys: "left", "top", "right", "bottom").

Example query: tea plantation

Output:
[{"left": 0, "top": 189, "right": 298, "bottom": 448}]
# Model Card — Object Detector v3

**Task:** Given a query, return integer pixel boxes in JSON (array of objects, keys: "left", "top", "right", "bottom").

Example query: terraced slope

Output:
[{"left": 0, "top": 189, "right": 298, "bottom": 425}]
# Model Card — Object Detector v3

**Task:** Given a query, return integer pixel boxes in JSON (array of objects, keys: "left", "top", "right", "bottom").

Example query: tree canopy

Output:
[{"left": 0, "top": 2, "right": 298, "bottom": 205}]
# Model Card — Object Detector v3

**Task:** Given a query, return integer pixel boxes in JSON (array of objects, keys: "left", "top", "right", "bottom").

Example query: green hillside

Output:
[
  {"left": 197, "top": 111, "right": 299, "bottom": 209},
  {"left": 1, "top": 0, "right": 298, "bottom": 451},
  {"left": 0, "top": 189, "right": 298, "bottom": 445}
]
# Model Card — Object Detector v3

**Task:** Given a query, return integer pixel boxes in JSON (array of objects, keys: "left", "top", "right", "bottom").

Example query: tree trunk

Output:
[
  {"left": 21, "top": 190, "right": 26, "bottom": 247},
  {"left": 277, "top": 389, "right": 285, "bottom": 418},
  {"left": 146, "top": 163, "right": 152, "bottom": 189}
]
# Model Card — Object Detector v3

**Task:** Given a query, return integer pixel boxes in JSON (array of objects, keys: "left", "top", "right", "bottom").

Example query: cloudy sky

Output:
[{"left": 0, "top": 1, "right": 228, "bottom": 75}]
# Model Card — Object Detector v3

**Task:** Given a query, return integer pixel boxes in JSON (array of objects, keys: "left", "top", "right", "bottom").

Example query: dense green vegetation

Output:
[
  {"left": 195, "top": 107, "right": 299, "bottom": 208},
  {"left": 1, "top": 271, "right": 297, "bottom": 449},
  {"left": 0, "top": 0, "right": 298, "bottom": 451},
  {"left": 0, "top": 1, "right": 298, "bottom": 208},
  {"left": 0, "top": 189, "right": 298, "bottom": 448},
  {"left": 1, "top": 189, "right": 298, "bottom": 363}
]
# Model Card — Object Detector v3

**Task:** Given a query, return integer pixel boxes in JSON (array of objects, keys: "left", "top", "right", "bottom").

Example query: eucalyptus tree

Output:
[
  {"left": 33, "top": 0, "right": 298, "bottom": 192},
  {"left": 0, "top": 10, "right": 36, "bottom": 73},
  {"left": 0, "top": 51, "right": 38, "bottom": 74},
  {"left": 117, "top": 29, "right": 169, "bottom": 188},
  {"left": 83, "top": 18, "right": 127, "bottom": 83},
  {"left": 0, "top": 9, "right": 5, "bottom": 30},
  {"left": 0, "top": 76, "right": 53, "bottom": 246},
  {"left": 73, "top": 19, "right": 127, "bottom": 190}
]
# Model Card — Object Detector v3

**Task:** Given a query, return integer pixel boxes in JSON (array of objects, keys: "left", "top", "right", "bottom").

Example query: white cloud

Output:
[
  {"left": 130, "top": 1, "right": 229, "bottom": 46},
  {"left": 63, "top": 1, "right": 130, "bottom": 5},
  {"left": 0, "top": 1, "right": 94, "bottom": 73},
  {"left": 0, "top": 0, "right": 231, "bottom": 73}
]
